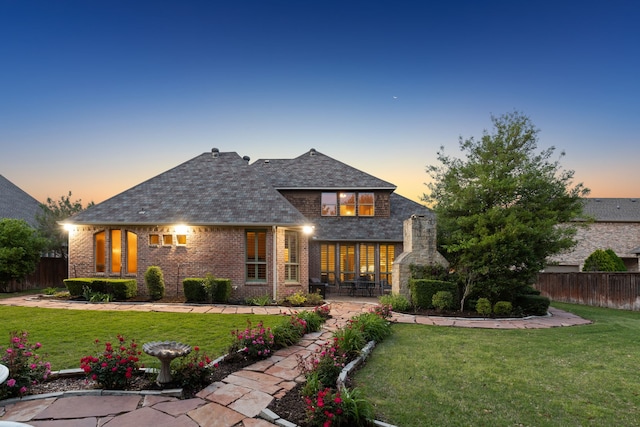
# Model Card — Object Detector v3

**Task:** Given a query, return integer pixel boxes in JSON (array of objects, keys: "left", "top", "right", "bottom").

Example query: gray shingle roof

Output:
[
  {"left": 312, "top": 193, "right": 433, "bottom": 242},
  {"left": 581, "top": 198, "right": 640, "bottom": 222},
  {"left": 69, "top": 152, "right": 309, "bottom": 226},
  {"left": 0, "top": 174, "right": 41, "bottom": 228},
  {"left": 252, "top": 148, "right": 397, "bottom": 190}
]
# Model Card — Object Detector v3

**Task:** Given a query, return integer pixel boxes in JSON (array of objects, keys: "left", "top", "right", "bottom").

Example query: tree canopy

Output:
[
  {"left": 424, "top": 112, "right": 589, "bottom": 305},
  {"left": 0, "top": 218, "right": 47, "bottom": 290},
  {"left": 36, "top": 191, "right": 94, "bottom": 260}
]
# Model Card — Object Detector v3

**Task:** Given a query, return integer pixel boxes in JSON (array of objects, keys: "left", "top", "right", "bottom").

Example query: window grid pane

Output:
[
  {"left": 284, "top": 231, "right": 299, "bottom": 282},
  {"left": 246, "top": 230, "right": 267, "bottom": 281},
  {"left": 358, "top": 193, "right": 375, "bottom": 216},
  {"left": 339, "top": 244, "right": 356, "bottom": 281},
  {"left": 126, "top": 231, "right": 137, "bottom": 274},
  {"left": 320, "top": 244, "right": 336, "bottom": 284},
  {"left": 111, "top": 230, "right": 121, "bottom": 274},
  {"left": 339, "top": 193, "right": 356, "bottom": 216},
  {"left": 321, "top": 193, "right": 337, "bottom": 216}
]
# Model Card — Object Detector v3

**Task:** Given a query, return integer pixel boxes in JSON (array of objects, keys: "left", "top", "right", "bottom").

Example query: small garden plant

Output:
[
  {"left": 0, "top": 331, "right": 51, "bottom": 399},
  {"left": 80, "top": 335, "right": 142, "bottom": 389}
]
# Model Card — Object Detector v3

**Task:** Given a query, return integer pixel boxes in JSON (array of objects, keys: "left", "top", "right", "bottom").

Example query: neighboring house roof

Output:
[
  {"left": 0, "top": 174, "right": 41, "bottom": 228},
  {"left": 68, "top": 151, "right": 310, "bottom": 226},
  {"left": 252, "top": 148, "right": 397, "bottom": 190},
  {"left": 581, "top": 198, "right": 640, "bottom": 222},
  {"left": 312, "top": 193, "right": 433, "bottom": 242}
]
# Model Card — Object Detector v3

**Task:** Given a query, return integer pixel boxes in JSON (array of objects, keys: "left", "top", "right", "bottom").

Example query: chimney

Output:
[{"left": 212, "top": 148, "right": 219, "bottom": 158}]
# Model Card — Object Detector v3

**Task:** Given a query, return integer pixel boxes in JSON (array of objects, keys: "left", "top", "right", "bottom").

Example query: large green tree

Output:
[
  {"left": 36, "top": 191, "right": 94, "bottom": 260},
  {"left": 0, "top": 218, "right": 47, "bottom": 291},
  {"left": 424, "top": 112, "right": 589, "bottom": 308}
]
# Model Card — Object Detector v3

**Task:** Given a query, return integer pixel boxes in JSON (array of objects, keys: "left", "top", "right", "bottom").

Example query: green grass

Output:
[
  {"left": 354, "top": 302, "right": 640, "bottom": 427},
  {"left": 0, "top": 305, "right": 278, "bottom": 370}
]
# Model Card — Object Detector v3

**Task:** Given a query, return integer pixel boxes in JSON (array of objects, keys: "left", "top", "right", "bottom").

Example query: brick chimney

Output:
[{"left": 391, "top": 214, "right": 449, "bottom": 298}]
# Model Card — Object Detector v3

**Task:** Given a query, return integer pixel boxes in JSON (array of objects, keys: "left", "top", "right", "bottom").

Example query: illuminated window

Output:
[
  {"left": 339, "top": 244, "right": 356, "bottom": 281},
  {"left": 358, "top": 193, "right": 375, "bottom": 216},
  {"left": 95, "top": 231, "right": 106, "bottom": 272},
  {"left": 176, "top": 234, "right": 187, "bottom": 245},
  {"left": 162, "top": 235, "right": 173, "bottom": 246},
  {"left": 246, "top": 230, "right": 267, "bottom": 281},
  {"left": 320, "top": 243, "right": 336, "bottom": 285},
  {"left": 380, "top": 244, "right": 395, "bottom": 284},
  {"left": 284, "top": 230, "right": 299, "bottom": 282},
  {"left": 339, "top": 193, "right": 356, "bottom": 216},
  {"left": 149, "top": 234, "right": 160, "bottom": 245},
  {"left": 359, "top": 243, "right": 375, "bottom": 278},
  {"left": 321, "top": 193, "right": 337, "bottom": 216},
  {"left": 111, "top": 230, "right": 121, "bottom": 274},
  {"left": 126, "top": 231, "right": 137, "bottom": 274}
]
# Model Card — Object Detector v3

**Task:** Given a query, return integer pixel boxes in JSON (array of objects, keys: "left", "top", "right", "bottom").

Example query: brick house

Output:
[
  {"left": 546, "top": 198, "right": 640, "bottom": 272},
  {"left": 64, "top": 148, "right": 435, "bottom": 300}
]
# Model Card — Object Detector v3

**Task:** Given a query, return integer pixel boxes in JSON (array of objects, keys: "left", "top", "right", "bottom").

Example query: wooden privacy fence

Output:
[
  {"left": 535, "top": 272, "right": 640, "bottom": 311},
  {"left": 3, "top": 257, "right": 68, "bottom": 292}
]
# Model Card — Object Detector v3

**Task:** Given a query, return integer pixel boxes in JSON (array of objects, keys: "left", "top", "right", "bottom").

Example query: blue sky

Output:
[{"left": 1, "top": 0, "right": 638, "bottom": 205}]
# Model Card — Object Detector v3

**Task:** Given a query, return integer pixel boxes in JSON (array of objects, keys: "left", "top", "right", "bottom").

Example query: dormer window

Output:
[
  {"left": 358, "top": 193, "right": 374, "bottom": 216},
  {"left": 321, "top": 193, "right": 337, "bottom": 216},
  {"left": 321, "top": 192, "right": 375, "bottom": 217},
  {"left": 339, "top": 193, "right": 356, "bottom": 216}
]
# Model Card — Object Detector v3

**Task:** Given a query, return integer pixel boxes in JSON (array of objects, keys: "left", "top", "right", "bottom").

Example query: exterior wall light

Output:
[
  {"left": 175, "top": 224, "right": 188, "bottom": 234},
  {"left": 303, "top": 225, "right": 315, "bottom": 235}
]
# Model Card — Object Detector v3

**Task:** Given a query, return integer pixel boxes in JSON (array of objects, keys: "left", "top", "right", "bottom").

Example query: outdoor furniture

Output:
[
  {"left": 309, "top": 278, "right": 327, "bottom": 298},
  {"left": 0, "top": 363, "right": 8, "bottom": 384},
  {"left": 379, "top": 279, "right": 391, "bottom": 295},
  {"left": 356, "top": 278, "right": 376, "bottom": 296}
]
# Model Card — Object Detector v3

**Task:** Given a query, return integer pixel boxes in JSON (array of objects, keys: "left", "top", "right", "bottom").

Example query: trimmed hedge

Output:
[
  {"left": 515, "top": 294, "right": 550, "bottom": 316},
  {"left": 64, "top": 278, "right": 137, "bottom": 300},
  {"left": 182, "top": 277, "right": 232, "bottom": 303},
  {"left": 409, "top": 279, "right": 458, "bottom": 309},
  {"left": 183, "top": 278, "right": 207, "bottom": 302}
]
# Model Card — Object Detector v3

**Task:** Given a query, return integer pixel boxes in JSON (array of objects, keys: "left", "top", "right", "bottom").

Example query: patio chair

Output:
[{"left": 379, "top": 279, "right": 391, "bottom": 295}]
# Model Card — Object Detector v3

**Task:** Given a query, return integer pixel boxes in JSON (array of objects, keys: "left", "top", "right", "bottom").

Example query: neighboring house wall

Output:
[
  {"left": 68, "top": 225, "right": 308, "bottom": 300},
  {"left": 548, "top": 222, "right": 640, "bottom": 271}
]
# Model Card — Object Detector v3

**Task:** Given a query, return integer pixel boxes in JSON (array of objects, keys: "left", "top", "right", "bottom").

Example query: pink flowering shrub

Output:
[
  {"left": 297, "top": 337, "right": 348, "bottom": 390},
  {"left": 0, "top": 331, "right": 51, "bottom": 399},
  {"left": 79, "top": 335, "right": 142, "bottom": 389},
  {"left": 229, "top": 320, "right": 275, "bottom": 359}
]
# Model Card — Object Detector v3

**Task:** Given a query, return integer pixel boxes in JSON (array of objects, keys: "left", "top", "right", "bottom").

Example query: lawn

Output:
[
  {"left": 353, "top": 302, "right": 640, "bottom": 427},
  {"left": 0, "top": 304, "right": 279, "bottom": 370}
]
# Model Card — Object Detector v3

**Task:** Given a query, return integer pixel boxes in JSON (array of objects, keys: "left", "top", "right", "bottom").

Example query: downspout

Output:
[{"left": 272, "top": 226, "right": 278, "bottom": 301}]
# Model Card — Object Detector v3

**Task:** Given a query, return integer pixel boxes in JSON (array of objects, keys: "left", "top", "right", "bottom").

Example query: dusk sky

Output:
[{"left": 1, "top": 1, "right": 638, "bottom": 206}]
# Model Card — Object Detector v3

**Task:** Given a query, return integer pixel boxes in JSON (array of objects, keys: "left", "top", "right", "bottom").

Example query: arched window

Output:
[
  {"left": 95, "top": 231, "right": 106, "bottom": 273},
  {"left": 126, "top": 231, "right": 137, "bottom": 274}
]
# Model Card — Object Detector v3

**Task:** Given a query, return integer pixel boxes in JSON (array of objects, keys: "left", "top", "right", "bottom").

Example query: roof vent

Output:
[
  {"left": 242, "top": 155, "right": 250, "bottom": 163},
  {"left": 310, "top": 148, "right": 316, "bottom": 156},
  {"left": 264, "top": 159, "right": 270, "bottom": 164},
  {"left": 212, "top": 148, "right": 219, "bottom": 158}
]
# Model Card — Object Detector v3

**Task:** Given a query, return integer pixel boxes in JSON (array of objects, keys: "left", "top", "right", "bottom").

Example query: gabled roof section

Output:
[
  {"left": 312, "top": 193, "right": 432, "bottom": 241},
  {"left": 0, "top": 174, "right": 41, "bottom": 228},
  {"left": 252, "top": 148, "right": 397, "bottom": 190},
  {"left": 581, "top": 198, "right": 640, "bottom": 222},
  {"left": 68, "top": 151, "right": 309, "bottom": 226}
]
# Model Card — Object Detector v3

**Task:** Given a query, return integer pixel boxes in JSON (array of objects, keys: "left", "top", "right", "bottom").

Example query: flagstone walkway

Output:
[{"left": 0, "top": 296, "right": 591, "bottom": 427}]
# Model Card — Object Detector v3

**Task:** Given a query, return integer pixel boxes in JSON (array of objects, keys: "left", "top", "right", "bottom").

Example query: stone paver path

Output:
[{"left": 0, "top": 296, "right": 591, "bottom": 426}]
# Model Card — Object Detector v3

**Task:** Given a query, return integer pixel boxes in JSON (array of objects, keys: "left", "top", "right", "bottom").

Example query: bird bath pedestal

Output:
[{"left": 142, "top": 341, "right": 191, "bottom": 384}]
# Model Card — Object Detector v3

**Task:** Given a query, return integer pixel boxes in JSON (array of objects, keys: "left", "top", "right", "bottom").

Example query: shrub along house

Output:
[{"left": 63, "top": 148, "right": 435, "bottom": 301}]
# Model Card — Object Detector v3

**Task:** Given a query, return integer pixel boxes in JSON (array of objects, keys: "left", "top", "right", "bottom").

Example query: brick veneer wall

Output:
[
  {"left": 548, "top": 222, "right": 640, "bottom": 271},
  {"left": 67, "top": 225, "right": 308, "bottom": 300}
]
